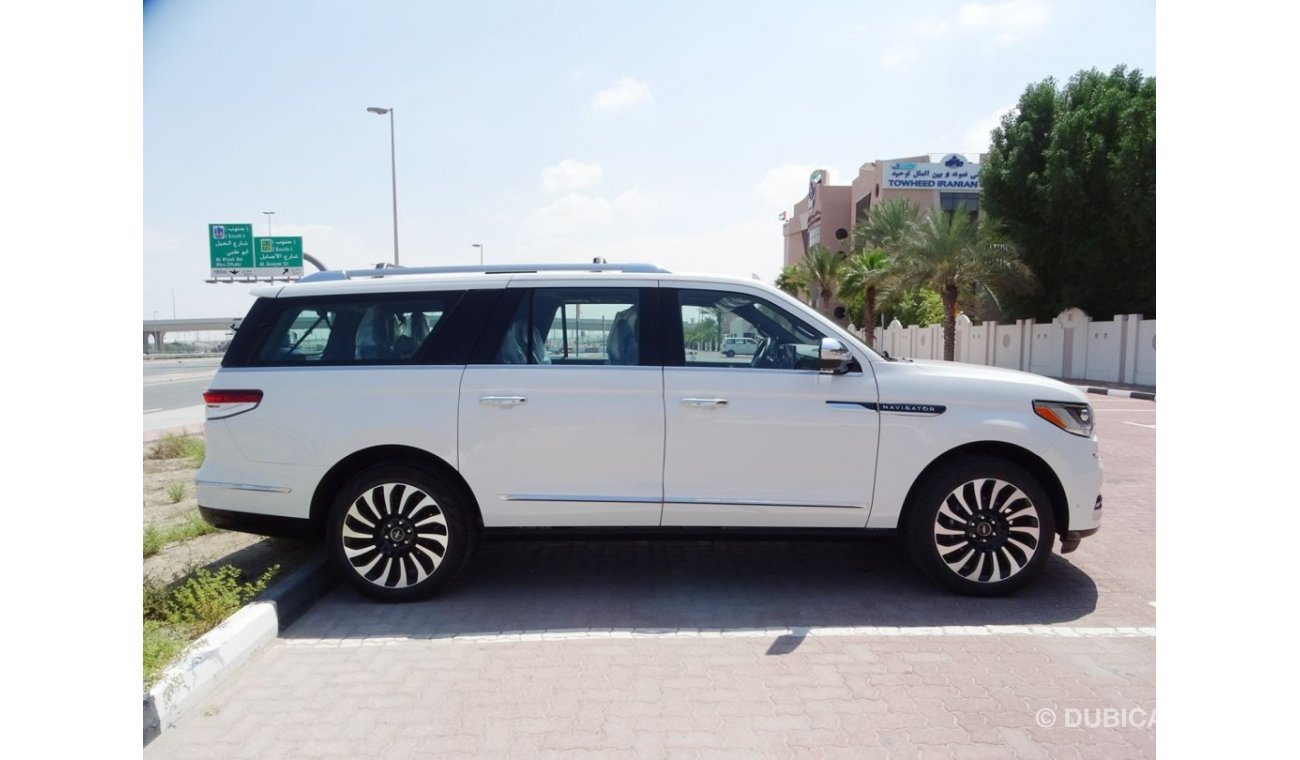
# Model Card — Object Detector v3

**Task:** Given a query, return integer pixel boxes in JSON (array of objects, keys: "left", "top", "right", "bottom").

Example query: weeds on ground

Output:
[
  {"left": 142, "top": 564, "right": 280, "bottom": 689},
  {"left": 148, "top": 433, "right": 206, "bottom": 467},
  {"left": 166, "top": 482, "right": 187, "bottom": 503},
  {"left": 142, "top": 512, "right": 219, "bottom": 558}
]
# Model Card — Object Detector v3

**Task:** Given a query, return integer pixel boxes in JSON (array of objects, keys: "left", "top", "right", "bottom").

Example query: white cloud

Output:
[
  {"left": 880, "top": 2, "right": 1046, "bottom": 67},
  {"left": 756, "top": 163, "right": 847, "bottom": 210},
  {"left": 528, "top": 193, "right": 614, "bottom": 237},
  {"left": 882, "top": 47, "right": 917, "bottom": 69},
  {"left": 590, "top": 77, "right": 653, "bottom": 111},
  {"left": 958, "top": 0, "right": 1049, "bottom": 44},
  {"left": 613, "top": 187, "right": 654, "bottom": 218},
  {"left": 962, "top": 104, "right": 1014, "bottom": 152},
  {"left": 540, "top": 159, "right": 604, "bottom": 193},
  {"left": 517, "top": 216, "right": 781, "bottom": 284}
]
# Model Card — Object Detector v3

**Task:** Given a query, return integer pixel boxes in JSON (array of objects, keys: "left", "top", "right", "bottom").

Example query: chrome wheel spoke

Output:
[
  {"left": 934, "top": 476, "right": 1040, "bottom": 584},
  {"left": 342, "top": 480, "right": 451, "bottom": 590}
]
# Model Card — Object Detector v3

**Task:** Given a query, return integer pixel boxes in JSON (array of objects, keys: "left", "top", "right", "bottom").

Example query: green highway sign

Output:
[
  {"left": 253, "top": 236, "right": 304, "bottom": 277},
  {"left": 209, "top": 224, "right": 254, "bottom": 277}
]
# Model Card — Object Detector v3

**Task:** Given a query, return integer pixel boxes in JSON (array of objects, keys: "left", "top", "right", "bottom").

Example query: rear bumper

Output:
[{"left": 199, "top": 506, "right": 315, "bottom": 539}]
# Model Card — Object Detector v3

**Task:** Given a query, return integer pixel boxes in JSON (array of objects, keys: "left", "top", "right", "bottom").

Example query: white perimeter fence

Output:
[{"left": 866, "top": 307, "right": 1155, "bottom": 387}]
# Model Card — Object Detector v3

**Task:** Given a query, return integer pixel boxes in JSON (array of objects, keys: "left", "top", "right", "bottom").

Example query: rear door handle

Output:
[
  {"left": 681, "top": 398, "right": 728, "bottom": 407},
  {"left": 480, "top": 396, "right": 527, "bottom": 406}
]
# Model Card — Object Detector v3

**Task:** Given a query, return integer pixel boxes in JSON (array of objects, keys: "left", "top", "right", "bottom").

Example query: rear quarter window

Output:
[{"left": 244, "top": 292, "right": 465, "bottom": 365}]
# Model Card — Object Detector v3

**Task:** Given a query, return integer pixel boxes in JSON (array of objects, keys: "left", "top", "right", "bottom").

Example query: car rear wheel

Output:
[
  {"left": 327, "top": 464, "right": 473, "bottom": 602},
  {"left": 904, "top": 456, "right": 1056, "bottom": 596}
]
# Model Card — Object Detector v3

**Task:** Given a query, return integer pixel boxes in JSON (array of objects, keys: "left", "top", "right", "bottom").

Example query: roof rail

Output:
[{"left": 298, "top": 262, "right": 671, "bottom": 282}]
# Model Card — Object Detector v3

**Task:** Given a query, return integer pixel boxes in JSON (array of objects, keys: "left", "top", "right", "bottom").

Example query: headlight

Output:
[{"left": 1033, "top": 400, "right": 1094, "bottom": 437}]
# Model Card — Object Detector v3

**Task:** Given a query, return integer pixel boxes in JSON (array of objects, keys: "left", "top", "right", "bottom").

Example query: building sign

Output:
[
  {"left": 808, "top": 168, "right": 827, "bottom": 203},
  {"left": 883, "top": 154, "right": 981, "bottom": 191}
]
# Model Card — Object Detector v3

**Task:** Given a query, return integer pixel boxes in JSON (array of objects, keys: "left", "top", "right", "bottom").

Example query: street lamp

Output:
[
  {"left": 262, "top": 210, "right": 275, "bottom": 235},
  {"left": 471, "top": 243, "right": 484, "bottom": 265},
  {"left": 366, "top": 106, "right": 400, "bottom": 266}
]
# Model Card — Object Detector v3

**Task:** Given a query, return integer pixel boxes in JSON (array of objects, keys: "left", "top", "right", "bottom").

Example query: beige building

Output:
[
  {"left": 780, "top": 154, "right": 986, "bottom": 321},
  {"left": 782, "top": 153, "right": 986, "bottom": 268}
]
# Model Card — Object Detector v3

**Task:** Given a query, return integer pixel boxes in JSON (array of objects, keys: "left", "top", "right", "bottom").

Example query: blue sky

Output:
[{"left": 144, "top": 0, "right": 1155, "bottom": 319}]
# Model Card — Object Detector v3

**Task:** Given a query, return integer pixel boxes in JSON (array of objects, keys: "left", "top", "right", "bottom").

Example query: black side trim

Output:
[
  {"left": 469, "top": 288, "right": 526, "bottom": 364},
  {"left": 437, "top": 288, "right": 504, "bottom": 364},
  {"left": 826, "top": 400, "right": 876, "bottom": 409},
  {"left": 483, "top": 526, "right": 898, "bottom": 541},
  {"left": 199, "top": 506, "right": 314, "bottom": 539}
]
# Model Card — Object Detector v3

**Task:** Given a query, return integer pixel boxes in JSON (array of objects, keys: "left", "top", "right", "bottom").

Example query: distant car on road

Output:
[{"left": 721, "top": 336, "right": 759, "bottom": 357}]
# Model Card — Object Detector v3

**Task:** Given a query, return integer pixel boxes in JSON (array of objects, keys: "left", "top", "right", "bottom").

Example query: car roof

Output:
[{"left": 253, "top": 267, "right": 773, "bottom": 299}]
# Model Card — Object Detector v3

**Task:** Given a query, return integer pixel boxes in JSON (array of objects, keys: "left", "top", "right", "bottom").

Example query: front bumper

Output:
[{"left": 1059, "top": 494, "right": 1103, "bottom": 553}]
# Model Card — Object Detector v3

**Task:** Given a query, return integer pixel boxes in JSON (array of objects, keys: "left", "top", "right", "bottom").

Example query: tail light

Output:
[{"left": 203, "top": 389, "right": 263, "bottom": 420}]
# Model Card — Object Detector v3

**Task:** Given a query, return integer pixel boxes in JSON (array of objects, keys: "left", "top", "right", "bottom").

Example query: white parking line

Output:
[
  {"left": 1124, "top": 422, "right": 1156, "bottom": 429},
  {"left": 283, "top": 624, "right": 1157, "bottom": 648},
  {"left": 144, "top": 408, "right": 163, "bottom": 414}
]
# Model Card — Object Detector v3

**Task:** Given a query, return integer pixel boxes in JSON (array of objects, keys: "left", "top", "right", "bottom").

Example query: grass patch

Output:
[
  {"left": 143, "top": 564, "right": 280, "bottom": 689},
  {"left": 143, "top": 512, "right": 220, "bottom": 558},
  {"left": 148, "top": 433, "right": 205, "bottom": 467},
  {"left": 166, "top": 481, "right": 188, "bottom": 503}
]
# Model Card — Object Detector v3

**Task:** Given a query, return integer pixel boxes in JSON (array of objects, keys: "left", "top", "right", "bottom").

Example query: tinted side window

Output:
[
  {"left": 675, "top": 289, "right": 828, "bottom": 371},
  {"left": 491, "top": 288, "right": 640, "bottom": 366},
  {"left": 250, "top": 292, "right": 463, "bottom": 365}
]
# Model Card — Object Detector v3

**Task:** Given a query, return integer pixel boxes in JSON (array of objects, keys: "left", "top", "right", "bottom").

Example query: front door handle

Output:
[
  {"left": 480, "top": 396, "right": 527, "bottom": 406},
  {"left": 681, "top": 398, "right": 728, "bottom": 407}
]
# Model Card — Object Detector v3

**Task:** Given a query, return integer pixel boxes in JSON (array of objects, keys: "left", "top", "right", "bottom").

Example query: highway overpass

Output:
[{"left": 144, "top": 318, "right": 242, "bottom": 353}]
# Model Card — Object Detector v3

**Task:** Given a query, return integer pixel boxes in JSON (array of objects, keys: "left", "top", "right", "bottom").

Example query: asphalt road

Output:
[
  {"left": 143, "top": 358, "right": 220, "bottom": 438},
  {"left": 146, "top": 394, "right": 1156, "bottom": 758}
]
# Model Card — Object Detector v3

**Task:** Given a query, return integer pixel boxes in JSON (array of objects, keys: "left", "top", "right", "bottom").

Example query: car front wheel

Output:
[
  {"left": 904, "top": 456, "right": 1056, "bottom": 596},
  {"left": 327, "top": 464, "right": 473, "bottom": 602}
]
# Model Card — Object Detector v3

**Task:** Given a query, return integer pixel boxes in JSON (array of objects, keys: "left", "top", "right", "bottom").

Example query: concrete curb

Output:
[
  {"left": 1080, "top": 386, "right": 1156, "bottom": 401},
  {"left": 143, "top": 553, "right": 336, "bottom": 746}
]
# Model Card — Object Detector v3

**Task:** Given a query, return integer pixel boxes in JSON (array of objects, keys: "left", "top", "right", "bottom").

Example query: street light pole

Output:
[
  {"left": 366, "top": 107, "right": 400, "bottom": 266},
  {"left": 262, "top": 210, "right": 275, "bottom": 235},
  {"left": 472, "top": 243, "right": 484, "bottom": 265}
]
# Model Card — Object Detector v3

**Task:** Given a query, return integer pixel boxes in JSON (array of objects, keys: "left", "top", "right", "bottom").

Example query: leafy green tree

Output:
[
  {"left": 888, "top": 288, "right": 945, "bottom": 328},
  {"left": 775, "top": 264, "right": 809, "bottom": 302},
  {"left": 982, "top": 65, "right": 1156, "bottom": 318},
  {"left": 894, "top": 205, "right": 1034, "bottom": 360},
  {"left": 839, "top": 250, "right": 893, "bottom": 347},
  {"left": 684, "top": 314, "right": 718, "bottom": 350},
  {"left": 798, "top": 245, "right": 845, "bottom": 318}
]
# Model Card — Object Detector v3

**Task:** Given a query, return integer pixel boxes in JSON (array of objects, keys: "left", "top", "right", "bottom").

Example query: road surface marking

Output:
[
  {"left": 284, "top": 624, "right": 1156, "bottom": 648},
  {"left": 1124, "top": 421, "right": 1156, "bottom": 429},
  {"left": 144, "top": 408, "right": 163, "bottom": 414}
]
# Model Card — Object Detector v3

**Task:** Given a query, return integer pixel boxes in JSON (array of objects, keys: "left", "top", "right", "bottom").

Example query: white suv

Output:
[{"left": 198, "top": 263, "right": 1102, "bottom": 601}]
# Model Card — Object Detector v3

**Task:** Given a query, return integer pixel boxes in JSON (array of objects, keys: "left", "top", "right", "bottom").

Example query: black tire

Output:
[
  {"left": 724, "top": 350, "right": 736, "bottom": 357},
  {"left": 903, "top": 456, "right": 1056, "bottom": 596},
  {"left": 327, "top": 464, "right": 474, "bottom": 602}
]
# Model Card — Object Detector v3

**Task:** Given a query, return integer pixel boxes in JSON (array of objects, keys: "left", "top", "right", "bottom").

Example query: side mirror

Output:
[{"left": 819, "top": 337, "right": 852, "bottom": 375}]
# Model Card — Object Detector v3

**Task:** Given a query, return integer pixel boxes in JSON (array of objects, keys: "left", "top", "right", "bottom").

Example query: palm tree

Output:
[
  {"left": 893, "top": 205, "right": 1034, "bottom": 361},
  {"left": 798, "top": 245, "right": 844, "bottom": 318},
  {"left": 838, "top": 250, "right": 893, "bottom": 347},
  {"left": 775, "top": 264, "right": 809, "bottom": 302},
  {"left": 853, "top": 198, "right": 921, "bottom": 255}
]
